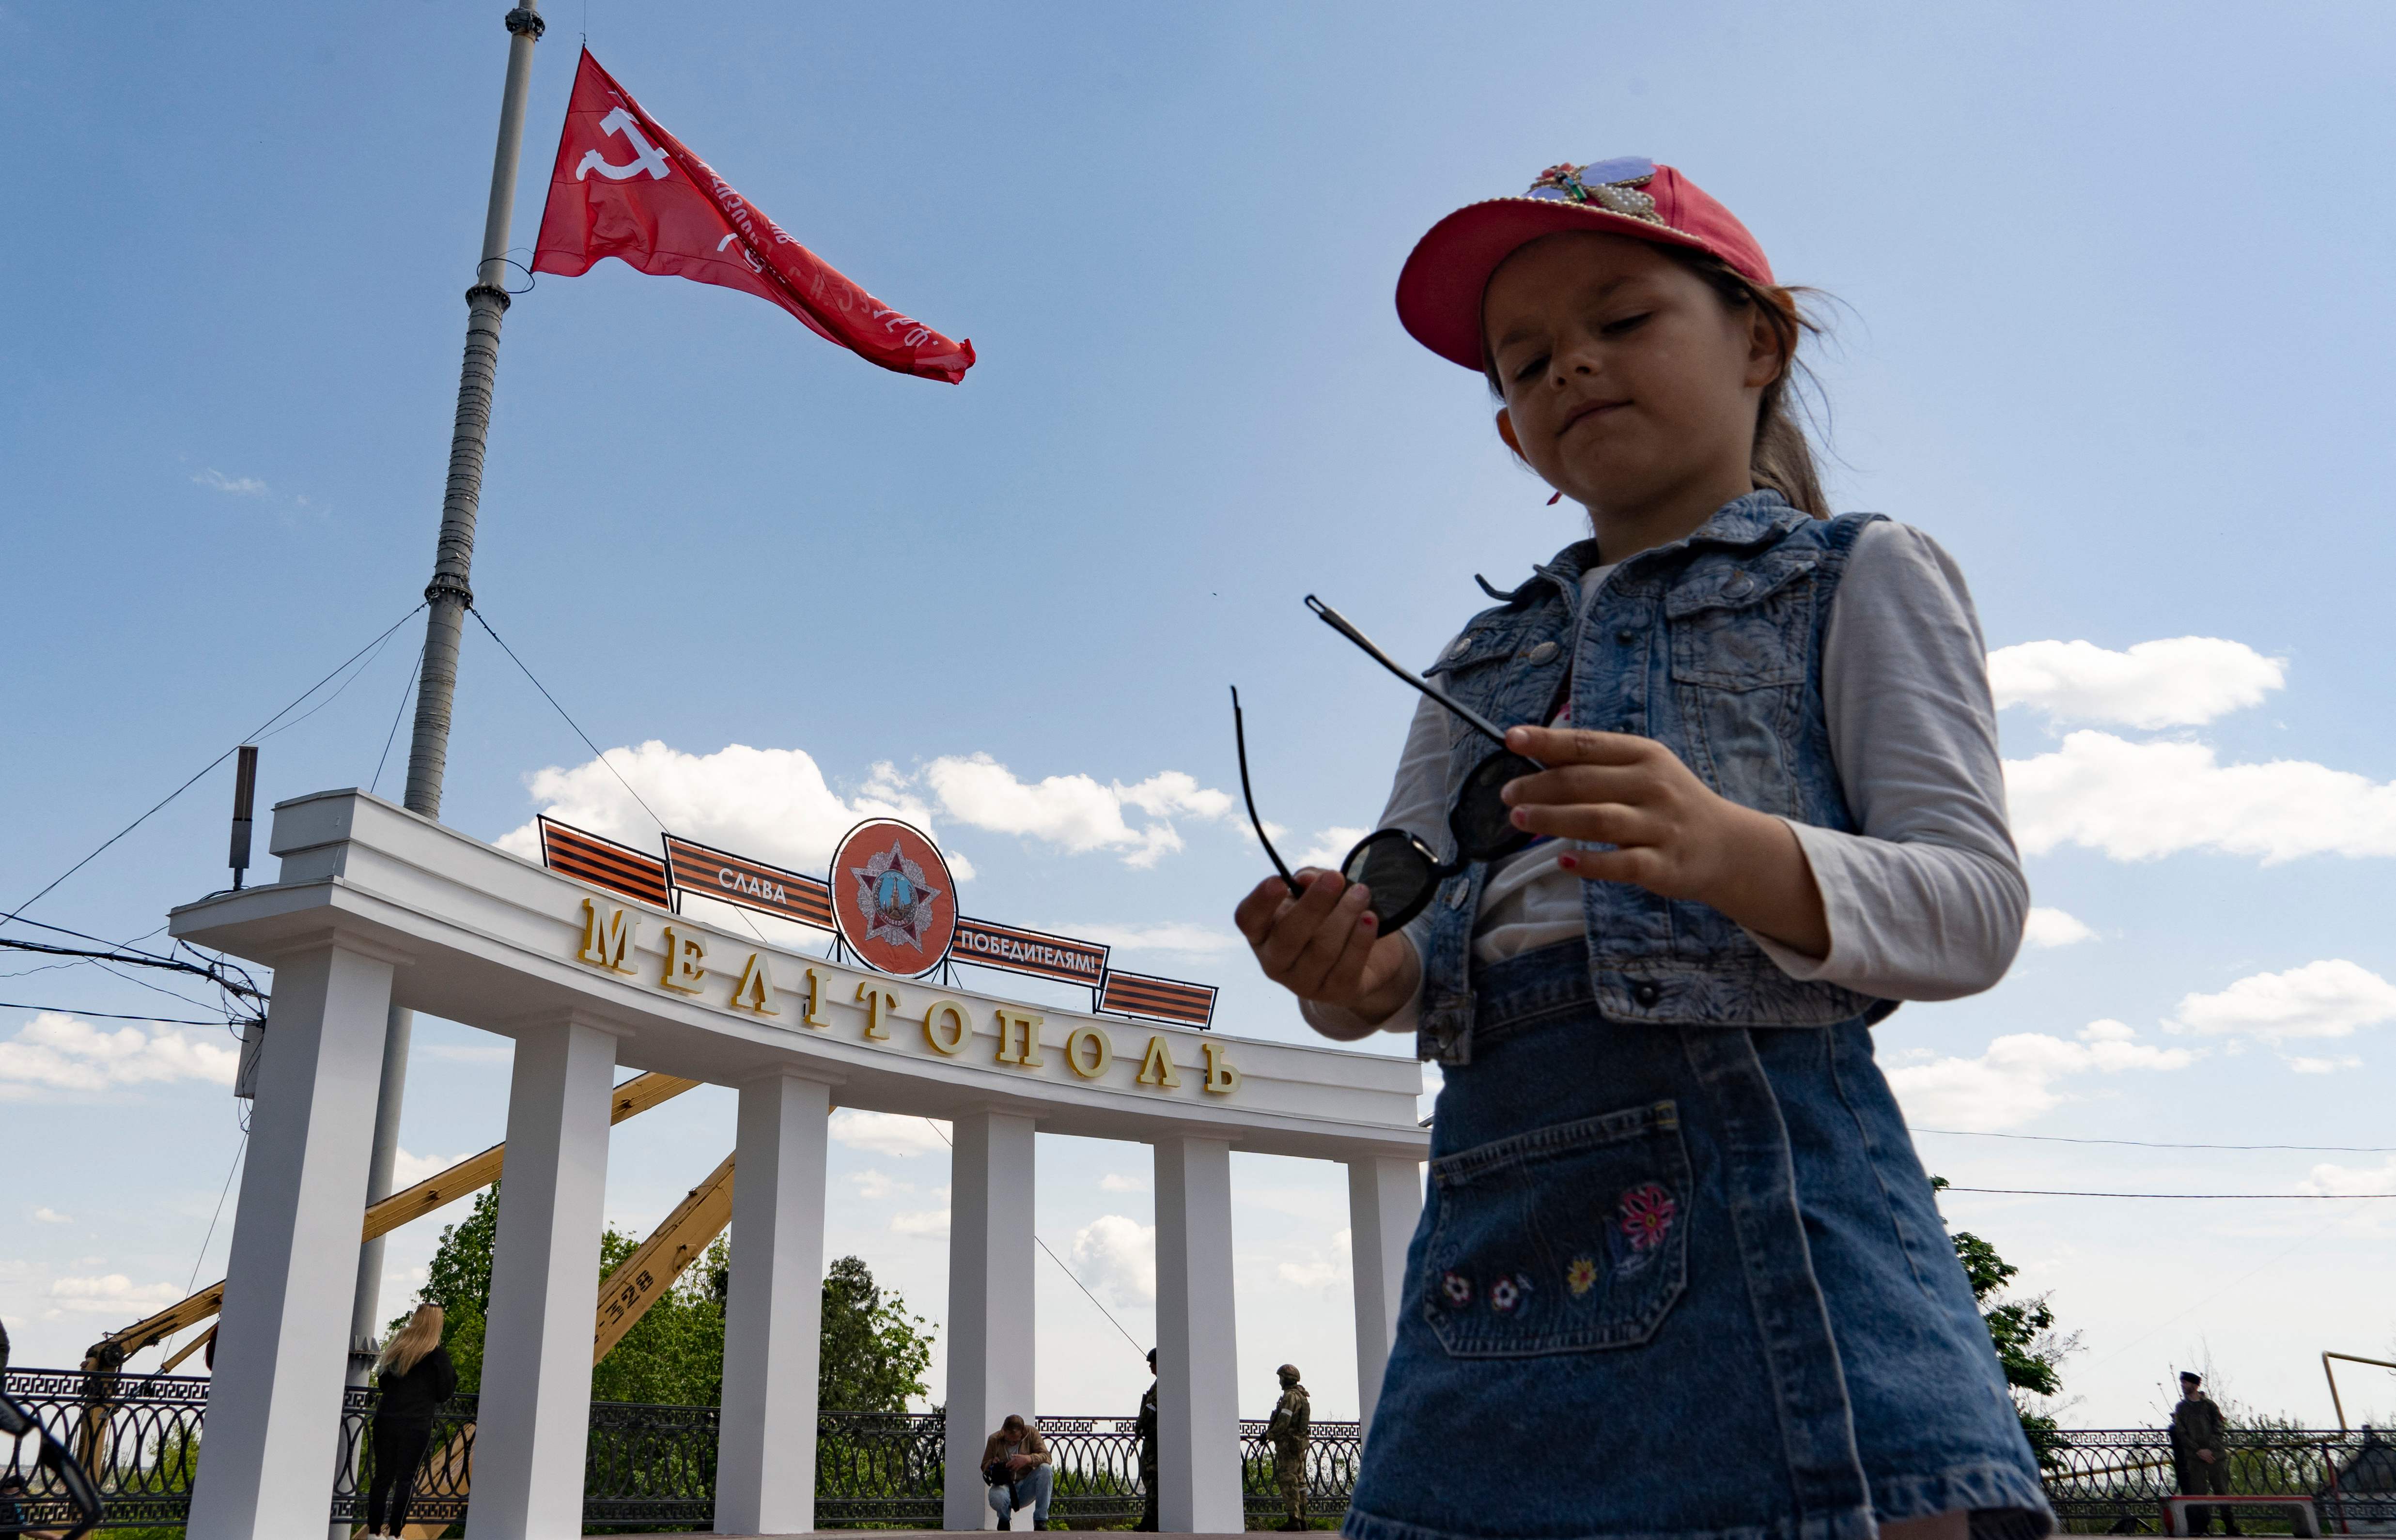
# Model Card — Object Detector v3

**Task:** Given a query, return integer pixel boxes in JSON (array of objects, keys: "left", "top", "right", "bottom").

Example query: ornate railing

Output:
[
  {"left": 2041, "top": 1429, "right": 2396, "bottom": 1533},
  {"left": 8, "top": 1368, "right": 2390, "bottom": 1533}
]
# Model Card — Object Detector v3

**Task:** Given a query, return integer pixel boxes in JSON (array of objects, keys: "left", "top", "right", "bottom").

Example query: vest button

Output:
[
  {"left": 1527, "top": 641, "right": 1558, "bottom": 664},
  {"left": 1448, "top": 636, "right": 1474, "bottom": 660},
  {"left": 1615, "top": 629, "right": 1635, "bottom": 645},
  {"left": 1632, "top": 981, "right": 1662, "bottom": 1007},
  {"left": 1724, "top": 575, "right": 1755, "bottom": 599}
]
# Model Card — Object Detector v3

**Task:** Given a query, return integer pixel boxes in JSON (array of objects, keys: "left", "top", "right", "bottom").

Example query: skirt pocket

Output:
[{"left": 1422, "top": 1098, "right": 1691, "bottom": 1356}]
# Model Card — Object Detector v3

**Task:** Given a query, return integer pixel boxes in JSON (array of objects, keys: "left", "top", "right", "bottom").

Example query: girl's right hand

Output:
[{"left": 1233, "top": 869, "right": 1419, "bottom": 1031}]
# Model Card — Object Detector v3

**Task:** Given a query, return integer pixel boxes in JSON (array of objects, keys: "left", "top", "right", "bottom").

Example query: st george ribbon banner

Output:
[
  {"left": 662, "top": 834, "right": 834, "bottom": 931},
  {"left": 531, "top": 48, "right": 975, "bottom": 383},
  {"left": 540, "top": 817, "right": 1211, "bottom": 1025},
  {"left": 950, "top": 917, "right": 1107, "bottom": 989}
]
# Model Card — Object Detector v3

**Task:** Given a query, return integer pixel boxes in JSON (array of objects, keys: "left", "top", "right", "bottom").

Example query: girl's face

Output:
[{"left": 1484, "top": 232, "right": 1781, "bottom": 529}]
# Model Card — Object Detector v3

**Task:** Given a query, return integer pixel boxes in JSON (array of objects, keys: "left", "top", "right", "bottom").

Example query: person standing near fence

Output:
[
  {"left": 364, "top": 1304, "right": 455, "bottom": 1539},
  {"left": 2171, "top": 1372, "right": 2240, "bottom": 1537},
  {"left": 1268, "top": 1363, "right": 1312, "bottom": 1530},
  {"left": 1136, "top": 1347, "right": 1161, "bottom": 1532}
]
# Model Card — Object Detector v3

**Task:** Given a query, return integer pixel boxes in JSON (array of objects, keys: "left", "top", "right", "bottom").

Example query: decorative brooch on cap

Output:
[{"left": 1526, "top": 157, "right": 1662, "bottom": 222}]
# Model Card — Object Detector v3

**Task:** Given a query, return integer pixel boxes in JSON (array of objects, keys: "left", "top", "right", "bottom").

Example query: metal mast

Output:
[{"left": 342, "top": 0, "right": 545, "bottom": 1448}]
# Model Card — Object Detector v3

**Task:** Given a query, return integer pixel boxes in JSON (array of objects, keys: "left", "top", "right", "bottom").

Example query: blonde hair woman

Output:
[{"left": 364, "top": 1304, "right": 456, "bottom": 1538}]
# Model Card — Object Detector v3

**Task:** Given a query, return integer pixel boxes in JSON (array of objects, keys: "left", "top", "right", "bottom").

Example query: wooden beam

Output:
[{"left": 593, "top": 1152, "right": 736, "bottom": 1363}]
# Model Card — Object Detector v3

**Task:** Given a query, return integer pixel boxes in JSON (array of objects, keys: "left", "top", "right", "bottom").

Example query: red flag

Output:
[{"left": 531, "top": 50, "right": 974, "bottom": 383}]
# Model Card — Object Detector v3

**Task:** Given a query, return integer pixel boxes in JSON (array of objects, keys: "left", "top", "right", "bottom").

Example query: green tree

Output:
[
  {"left": 395, "top": 1195, "right": 934, "bottom": 1413},
  {"left": 1932, "top": 1177, "right": 2076, "bottom": 1463},
  {"left": 818, "top": 1254, "right": 934, "bottom": 1412}
]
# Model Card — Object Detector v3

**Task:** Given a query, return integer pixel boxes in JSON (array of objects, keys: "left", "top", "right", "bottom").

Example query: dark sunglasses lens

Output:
[
  {"left": 1454, "top": 751, "right": 1542, "bottom": 861},
  {"left": 1341, "top": 831, "right": 1437, "bottom": 927}
]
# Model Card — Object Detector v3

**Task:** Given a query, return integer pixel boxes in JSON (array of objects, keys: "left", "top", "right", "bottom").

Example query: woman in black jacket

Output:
[{"left": 365, "top": 1304, "right": 457, "bottom": 1538}]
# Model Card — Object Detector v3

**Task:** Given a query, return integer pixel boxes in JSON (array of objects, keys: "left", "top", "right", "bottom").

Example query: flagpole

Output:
[{"left": 341, "top": 0, "right": 546, "bottom": 1472}]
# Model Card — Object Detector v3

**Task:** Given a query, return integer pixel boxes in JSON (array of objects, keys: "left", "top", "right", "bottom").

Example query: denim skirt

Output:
[{"left": 1344, "top": 943, "right": 2054, "bottom": 1540}]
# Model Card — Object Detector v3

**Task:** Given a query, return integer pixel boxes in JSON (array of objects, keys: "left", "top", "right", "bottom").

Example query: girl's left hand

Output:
[{"left": 1499, "top": 724, "right": 1830, "bottom": 958}]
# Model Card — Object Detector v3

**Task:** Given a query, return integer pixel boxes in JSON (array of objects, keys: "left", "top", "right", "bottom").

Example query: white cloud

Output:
[
  {"left": 1099, "top": 1172, "right": 1148, "bottom": 1193},
  {"left": 2023, "top": 907, "right": 2098, "bottom": 948},
  {"left": 1989, "top": 637, "right": 2284, "bottom": 728},
  {"left": 2005, "top": 732, "right": 2396, "bottom": 863},
  {"left": 2287, "top": 1055, "right": 2364, "bottom": 1075},
  {"left": 31, "top": 1206, "right": 71, "bottom": 1225},
  {"left": 2169, "top": 960, "right": 2396, "bottom": 1043},
  {"left": 920, "top": 755, "right": 1230, "bottom": 868},
  {"left": 850, "top": 1169, "right": 912, "bottom": 1201},
  {"left": 0, "top": 1013, "right": 238, "bottom": 1100},
  {"left": 1886, "top": 1022, "right": 2197, "bottom": 1131},
  {"left": 500, "top": 741, "right": 1232, "bottom": 873},
  {"left": 2302, "top": 1156, "right": 2396, "bottom": 1195},
  {"left": 497, "top": 741, "right": 930, "bottom": 871},
  {"left": 191, "top": 468, "right": 268, "bottom": 495},
  {"left": 1071, "top": 1215, "right": 1157, "bottom": 1307},
  {"left": 1292, "top": 828, "right": 1371, "bottom": 869},
  {"left": 423, "top": 1043, "right": 511, "bottom": 1064},
  {"left": 389, "top": 1148, "right": 475, "bottom": 1189},
  {"left": 830, "top": 1109, "right": 950, "bottom": 1158},
  {"left": 1276, "top": 1230, "right": 1353, "bottom": 1292},
  {"left": 1069, "top": 922, "right": 1243, "bottom": 956},
  {"left": 890, "top": 1208, "right": 949, "bottom": 1238},
  {"left": 47, "top": 1274, "right": 184, "bottom": 1315}
]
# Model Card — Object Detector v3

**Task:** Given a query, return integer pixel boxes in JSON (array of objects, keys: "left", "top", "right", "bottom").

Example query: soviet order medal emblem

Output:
[{"left": 828, "top": 818, "right": 958, "bottom": 977}]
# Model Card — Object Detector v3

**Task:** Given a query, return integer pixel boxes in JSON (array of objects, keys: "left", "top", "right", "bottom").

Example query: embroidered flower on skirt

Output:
[
  {"left": 1565, "top": 1256, "right": 1598, "bottom": 1297},
  {"left": 1440, "top": 1270, "right": 1473, "bottom": 1308},
  {"left": 1488, "top": 1273, "right": 1534, "bottom": 1314},
  {"left": 1618, "top": 1183, "right": 1678, "bottom": 1251}
]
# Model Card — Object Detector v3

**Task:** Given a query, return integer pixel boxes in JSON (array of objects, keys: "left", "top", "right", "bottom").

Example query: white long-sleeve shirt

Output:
[{"left": 1303, "top": 520, "right": 2026, "bottom": 1039}]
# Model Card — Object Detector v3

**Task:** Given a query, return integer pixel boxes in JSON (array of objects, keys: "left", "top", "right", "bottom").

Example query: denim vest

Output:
[{"left": 1414, "top": 491, "right": 1894, "bottom": 1063}]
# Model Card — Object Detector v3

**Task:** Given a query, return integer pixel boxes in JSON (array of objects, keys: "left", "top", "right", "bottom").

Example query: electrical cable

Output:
[
  {"left": 0, "top": 602, "right": 426, "bottom": 932},
  {"left": 0, "top": 938, "right": 265, "bottom": 1001},
  {"left": 468, "top": 607, "right": 669, "bottom": 836},
  {"left": 371, "top": 643, "right": 426, "bottom": 798},
  {"left": 918, "top": 1118, "right": 1150, "bottom": 1361},
  {"left": 1940, "top": 1187, "right": 2392, "bottom": 1199},
  {"left": 0, "top": 1001, "right": 239, "bottom": 1027},
  {"left": 1914, "top": 1128, "right": 2396, "bottom": 1154}
]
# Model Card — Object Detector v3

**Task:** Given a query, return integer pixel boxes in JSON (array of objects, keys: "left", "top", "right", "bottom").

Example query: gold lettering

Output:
[
  {"left": 993, "top": 1007, "right": 1045, "bottom": 1068},
  {"left": 800, "top": 966, "right": 831, "bottom": 1029},
  {"left": 1136, "top": 1034, "right": 1182, "bottom": 1089},
  {"left": 576, "top": 897, "right": 638, "bottom": 974},
  {"left": 1200, "top": 1041, "right": 1240, "bottom": 1096},
  {"left": 856, "top": 982, "right": 901, "bottom": 1041},
  {"left": 729, "top": 952, "right": 778, "bottom": 1015},
  {"left": 1063, "top": 1024, "right": 1113, "bottom": 1080},
  {"left": 922, "top": 998, "right": 971, "bottom": 1056},
  {"left": 659, "top": 926, "right": 707, "bottom": 994}
]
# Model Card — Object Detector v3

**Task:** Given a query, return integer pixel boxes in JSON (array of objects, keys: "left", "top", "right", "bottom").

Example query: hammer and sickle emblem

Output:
[{"left": 576, "top": 108, "right": 670, "bottom": 182}]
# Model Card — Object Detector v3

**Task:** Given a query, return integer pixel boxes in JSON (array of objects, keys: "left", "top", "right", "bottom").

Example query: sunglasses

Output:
[{"left": 1235, "top": 596, "right": 1545, "bottom": 933}]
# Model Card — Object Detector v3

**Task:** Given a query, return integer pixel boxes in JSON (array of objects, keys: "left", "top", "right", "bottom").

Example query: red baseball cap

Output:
[{"left": 1396, "top": 158, "right": 1775, "bottom": 371}]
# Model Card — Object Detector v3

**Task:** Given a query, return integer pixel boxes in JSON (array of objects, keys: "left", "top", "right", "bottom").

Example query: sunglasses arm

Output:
[
  {"left": 1305, "top": 595, "right": 1519, "bottom": 750},
  {"left": 1230, "top": 687, "right": 1305, "bottom": 897}
]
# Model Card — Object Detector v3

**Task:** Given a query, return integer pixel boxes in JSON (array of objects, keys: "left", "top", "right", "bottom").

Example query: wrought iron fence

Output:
[
  {"left": 9, "top": 1366, "right": 2391, "bottom": 1534},
  {"left": 2042, "top": 1429, "right": 2396, "bottom": 1534}
]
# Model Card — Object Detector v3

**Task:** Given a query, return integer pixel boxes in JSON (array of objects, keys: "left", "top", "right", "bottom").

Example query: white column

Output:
[
  {"left": 1153, "top": 1136, "right": 1241, "bottom": 1535},
  {"left": 466, "top": 1016, "right": 619, "bottom": 1540},
  {"left": 1346, "top": 1156, "right": 1421, "bottom": 1439},
  {"left": 187, "top": 942, "right": 395, "bottom": 1540},
  {"left": 714, "top": 1072, "right": 833, "bottom": 1536},
  {"left": 943, "top": 1109, "right": 1037, "bottom": 1531}
]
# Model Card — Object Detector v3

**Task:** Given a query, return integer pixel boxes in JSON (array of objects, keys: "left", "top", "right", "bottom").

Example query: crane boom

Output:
[{"left": 85, "top": 1071, "right": 701, "bottom": 1371}]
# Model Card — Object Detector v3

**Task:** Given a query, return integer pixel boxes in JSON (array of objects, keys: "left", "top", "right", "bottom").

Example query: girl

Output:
[
  {"left": 364, "top": 1303, "right": 456, "bottom": 1539},
  {"left": 1235, "top": 160, "right": 2052, "bottom": 1540}
]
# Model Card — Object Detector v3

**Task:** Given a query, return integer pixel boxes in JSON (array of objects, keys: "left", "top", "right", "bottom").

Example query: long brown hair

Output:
[
  {"left": 376, "top": 1303, "right": 443, "bottom": 1376},
  {"left": 1483, "top": 241, "right": 1832, "bottom": 519}
]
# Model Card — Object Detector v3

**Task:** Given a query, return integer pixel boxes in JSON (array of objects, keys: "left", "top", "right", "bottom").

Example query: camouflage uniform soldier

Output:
[
  {"left": 1136, "top": 1348, "right": 1160, "bottom": 1532},
  {"left": 1267, "top": 1363, "right": 1311, "bottom": 1530}
]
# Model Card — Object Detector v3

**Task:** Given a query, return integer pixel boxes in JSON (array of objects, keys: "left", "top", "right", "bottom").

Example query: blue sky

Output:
[{"left": 4, "top": 1, "right": 2394, "bottom": 1429}]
